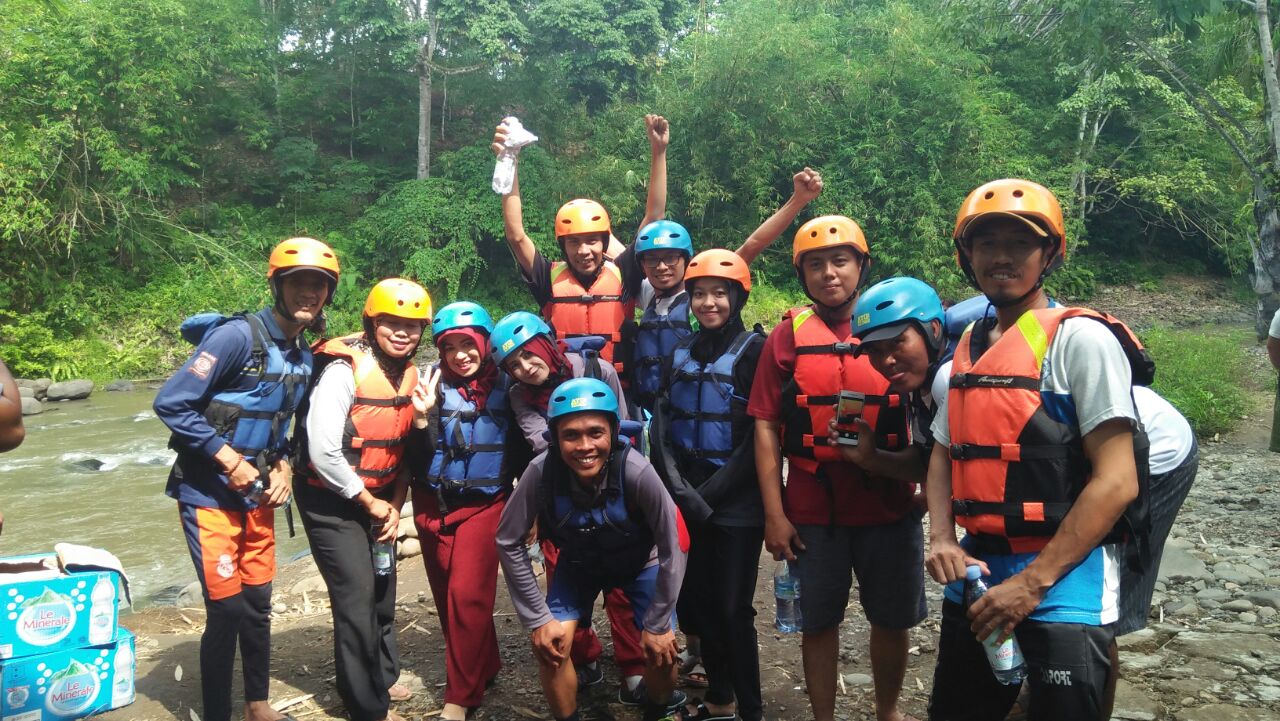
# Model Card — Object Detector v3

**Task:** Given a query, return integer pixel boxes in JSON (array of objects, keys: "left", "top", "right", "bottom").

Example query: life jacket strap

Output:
[
  {"left": 551, "top": 294, "right": 624, "bottom": 303},
  {"left": 949, "top": 443, "right": 1076, "bottom": 462},
  {"left": 353, "top": 394, "right": 413, "bottom": 408},
  {"left": 349, "top": 435, "right": 411, "bottom": 450},
  {"left": 802, "top": 433, "right": 900, "bottom": 448},
  {"left": 795, "top": 393, "right": 901, "bottom": 409},
  {"left": 952, "top": 500, "right": 1072, "bottom": 524},
  {"left": 795, "top": 342, "right": 856, "bottom": 356},
  {"left": 949, "top": 373, "right": 1041, "bottom": 391}
]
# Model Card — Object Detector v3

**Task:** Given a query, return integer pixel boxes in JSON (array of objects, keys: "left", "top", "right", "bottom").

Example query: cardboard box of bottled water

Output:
[
  {"left": 0, "top": 555, "right": 122, "bottom": 661},
  {"left": 0, "top": 627, "right": 135, "bottom": 720}
]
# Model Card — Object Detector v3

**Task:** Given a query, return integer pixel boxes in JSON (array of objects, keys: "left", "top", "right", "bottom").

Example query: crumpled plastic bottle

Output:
[{"left": 492, "top": 117, "right": 539, "bottom": 195}]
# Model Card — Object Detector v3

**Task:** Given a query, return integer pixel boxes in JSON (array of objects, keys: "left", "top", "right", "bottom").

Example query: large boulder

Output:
[
  {"left": 17, "top": 385, "right": 34, "bottom": 399},
  {"left": 16, "top": 378, "right": 53, "bottom": 400},
  {"left": 45, "top": 379, "right": 93, "bottom": 401},
  {"left": 20, "top": 398, "right": 42, "bottom": 416},
  {"left": 104, "top": 379, "right": 134, "bottom": 392},
  {"left": 174, "top": 581, "right": 204, "bottom": 609}
]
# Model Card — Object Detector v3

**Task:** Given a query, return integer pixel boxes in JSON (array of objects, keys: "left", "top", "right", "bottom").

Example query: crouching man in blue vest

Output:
[
  {"left": 154, "top": 237, "right": 340, "bottom": 721},
  {"left": 497, "top": 378, "right": 689, "bottom": 721}
]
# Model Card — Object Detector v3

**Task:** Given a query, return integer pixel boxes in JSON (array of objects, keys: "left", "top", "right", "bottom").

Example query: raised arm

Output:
[
  {"left": 493, "top": 119, "right": 537, "bottom": 276},
  {"left": 735, "top": 167, "right": 824, "bottom": 265},
  {"left": 637, "top": 114, "right": 669, "bottom": 231}
]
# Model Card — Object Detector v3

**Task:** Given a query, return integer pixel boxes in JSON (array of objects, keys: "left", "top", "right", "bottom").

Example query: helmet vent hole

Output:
[
  {"left": 810, "top": 231, "right": 818, "bottom": 238},
  {"left": 1012, "top": 189, "right": 1024, "bottom": 198},
  {"left": 983, "top": 191, "right": 995, "bottom": 200},
  {"left": 592, "top": 391, "right": 606, "bottom": 398},
  {"left": 591, "top": 215, "right": 601, "bottom": 221},
  {"left": 875, "top": 300, "right": 893, "bottom": 310},
  {"left": 285, "top": 249, "right": 298, "bottom": 255},
  {"left": 397, "top": 300, "right": 405, "bottom": 306},
  {"left": 828, "top": 227, "right": 838, "bottom": 234}
]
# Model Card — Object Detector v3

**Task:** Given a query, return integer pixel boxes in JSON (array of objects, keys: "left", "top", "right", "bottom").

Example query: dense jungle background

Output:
[{"left": 3, "top": 0, "right": 1277, "bottom": 435}]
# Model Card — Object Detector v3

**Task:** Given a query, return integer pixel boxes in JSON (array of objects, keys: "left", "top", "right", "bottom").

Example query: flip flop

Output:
[{"left": 675, "top": 701, "right": 736, "bottom": 721}]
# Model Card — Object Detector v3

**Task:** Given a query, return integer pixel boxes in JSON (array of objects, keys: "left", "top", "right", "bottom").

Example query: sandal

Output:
[
  {"left": 675, "top": 701, "right": 736, "bottom": 721},
  {"left": 679, "top": 652, "right": 709, "bottom": 689}
]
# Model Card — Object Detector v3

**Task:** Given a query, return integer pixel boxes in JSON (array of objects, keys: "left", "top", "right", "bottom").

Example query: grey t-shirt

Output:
[{"left": 495, "top": 447, "right": 687, "bottom": 634}]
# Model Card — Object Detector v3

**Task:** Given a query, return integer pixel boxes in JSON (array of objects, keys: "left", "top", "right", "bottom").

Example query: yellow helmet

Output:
[{"left": 363, "top": 278, "right": 432, "bottom": 321}]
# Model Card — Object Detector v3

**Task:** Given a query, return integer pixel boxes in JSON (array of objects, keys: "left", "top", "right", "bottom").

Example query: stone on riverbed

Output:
[
  {"left": 20, "top": 397, "right": 42, "bottom": 416},
  {"left": 45, "top": 379, "right": 93, "bottom": 401}
]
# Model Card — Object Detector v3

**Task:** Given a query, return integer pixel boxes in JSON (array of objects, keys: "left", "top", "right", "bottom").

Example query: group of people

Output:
[{"left": 150, "top": 114, "right": 1199, "bottom": 721}]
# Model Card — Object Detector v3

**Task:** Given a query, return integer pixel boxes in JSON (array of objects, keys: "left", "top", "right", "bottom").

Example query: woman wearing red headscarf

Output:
[{"left": 410, "top": 301, "right": 526, "bottom": 721}]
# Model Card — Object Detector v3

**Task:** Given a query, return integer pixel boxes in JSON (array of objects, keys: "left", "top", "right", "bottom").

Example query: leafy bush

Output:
[{"left": 1141, "top": 325, "right": 1251, "bottom": 437}]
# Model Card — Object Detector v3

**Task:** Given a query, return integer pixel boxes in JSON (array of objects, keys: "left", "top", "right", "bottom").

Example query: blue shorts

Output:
[{"left": 546, "top": 563, "right": 675, "bottom": 632}]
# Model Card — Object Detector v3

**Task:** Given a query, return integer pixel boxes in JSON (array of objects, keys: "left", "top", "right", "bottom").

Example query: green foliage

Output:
[{"left": 1142, "top": 324, "right": 1251, "bottom": 436}]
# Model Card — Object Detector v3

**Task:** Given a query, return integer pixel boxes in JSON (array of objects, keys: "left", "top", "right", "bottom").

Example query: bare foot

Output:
[
  {"left": 387, "top": 683, "right": 413, "bottom": 702},
  {"left": 244, "top": 700, "right": 287, "bottom": 721}
]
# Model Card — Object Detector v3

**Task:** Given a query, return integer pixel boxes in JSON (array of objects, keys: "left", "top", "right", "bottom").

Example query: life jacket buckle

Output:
[
  {"left": 832, "top": 342, "right": 854, "bottom": 354},
  {"left": 949, "top": 444, "right": 974, "bottom": 460}
]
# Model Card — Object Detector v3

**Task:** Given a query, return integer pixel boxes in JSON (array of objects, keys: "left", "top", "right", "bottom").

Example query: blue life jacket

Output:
[
  {"left": 632, "top": 292, "right": 692, "bottom": 408},
  {"left": 427, "top": 374, "right": 511, "bottom": 497},
  {"left": 183, "top": 312, "right": 312, "bottom": 461},
  {"left": 667, "top": 331, "right": 758, "bottom": 468},
  {"left": 539, "top": 445, "right": 653, "bottom": 588}
]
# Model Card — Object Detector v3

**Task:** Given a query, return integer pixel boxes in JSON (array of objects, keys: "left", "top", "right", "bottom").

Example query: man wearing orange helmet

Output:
[
  {"left": 493, "top": 115, "right": 670, "bottom": 367},
  {"left": 925, "top": 180, "right": 1145, "bottom": 721},
  {"left": 154, "top": 237, "right": 339, "bottom": 721},
  {"left": 748, "top": 218, "right": 922, "bottom": 721}
]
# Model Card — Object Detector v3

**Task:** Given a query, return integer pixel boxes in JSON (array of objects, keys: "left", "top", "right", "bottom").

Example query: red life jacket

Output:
[
  {"left": 780, "top": 307, "right": 908, "bottom": 477},
  {"left": 306, "top": 335, "right": 419, "bottom": 490},
  {"left": 542, "top": 260, "right": 633, "bottom": 366},
  {"left": 948, "top": 307, "right": 1152, "bottom": 555}
]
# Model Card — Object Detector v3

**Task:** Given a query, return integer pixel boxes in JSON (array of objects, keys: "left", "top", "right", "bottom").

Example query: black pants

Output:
[
  {"left": 928, "top": 600, "right": 1113, "bottom": 721},
  {"left": 296, "top": 482, "right": 400, "bottom": 721},
  {"left": 676, "top": 522, "right": 765, "bottom": 721},
  {"left": 201, "top": 583, "right": 273, "bottom": 721}
]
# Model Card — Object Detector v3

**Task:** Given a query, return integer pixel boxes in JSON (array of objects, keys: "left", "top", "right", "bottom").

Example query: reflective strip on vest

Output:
[
  {"left": 668, "top": 331, "right": 757, "bottom": 467},
  {"left": 544, "top": 261, "right": 632, "bottom": 364}
]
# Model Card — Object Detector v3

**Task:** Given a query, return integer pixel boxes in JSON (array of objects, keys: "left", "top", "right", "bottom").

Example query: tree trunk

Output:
[
  {"left": 1253, "top": 2, "right": 1280, "bottom": 335},
  {"left": 417, "top": 61, "right": 432, "bottom": 180}
]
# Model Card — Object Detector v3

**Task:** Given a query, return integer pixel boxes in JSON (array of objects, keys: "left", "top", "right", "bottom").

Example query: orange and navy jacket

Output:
[
  {"left": 948, "top": 307, "right": 1151, "bottom": 555},
  {"left": 542, "top": 260, "right": 633, "bottom": 365},
  {"left": 780, "top": 307, "right": 909, "bottom": 477},
  {"left": 305, "top": 334, "right": 419, "bottom": 490}
]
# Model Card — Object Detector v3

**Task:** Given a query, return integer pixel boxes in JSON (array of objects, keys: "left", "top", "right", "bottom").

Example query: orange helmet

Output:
[
  {"left": 363, "top": 278, "right": 432, "bottom": 322},
  {"left": 268, "top": 237, "right": 340, "bottom": 283},
  {"left": 792, "top": 215, "right": 870, "bottom": 266},
  {"left": 953, "top": 179, "right": 1066, "bottom": 282},
  {"left": 685, "top": 249, "right": 752, "bottom": 293},
  {"left": 555, "top": 199, "right": 611, "bottom": 238}
]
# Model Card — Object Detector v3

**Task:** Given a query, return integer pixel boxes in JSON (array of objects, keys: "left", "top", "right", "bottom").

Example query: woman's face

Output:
[
  {"left": 439, "top": 333, "right": 483, "bottom": 378},
  {"left": 504, "top": 347, "right": 552, "bottom": 386},
  {"left": 690, "top": 278, "right": 732, "bottom": 330},
  {"left": 372, "top": 315, "right": 424, "bottom": 359}
]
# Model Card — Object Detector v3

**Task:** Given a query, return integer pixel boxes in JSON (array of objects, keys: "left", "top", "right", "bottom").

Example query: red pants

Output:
[
  {"left": 415, "top": 494, "right": 504, "bottom": 707},
  {"left": 541, "top": 540, "right": 645, "bottom": 676}
]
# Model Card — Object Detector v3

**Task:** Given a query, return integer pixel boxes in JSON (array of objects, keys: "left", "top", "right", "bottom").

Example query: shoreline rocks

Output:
[{"left": 45, "top": 379, "right": 94, "bottom": 401}]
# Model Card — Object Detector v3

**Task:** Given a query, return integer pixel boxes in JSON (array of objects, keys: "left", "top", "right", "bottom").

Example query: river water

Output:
[{"left": 0, "top": 389, "right": 311, "bottom": 606}]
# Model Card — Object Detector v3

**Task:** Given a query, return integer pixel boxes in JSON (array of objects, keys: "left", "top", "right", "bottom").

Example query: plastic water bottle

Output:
[
  {"left": 88, "top": 575, "right": 116, "bottom": 645},
  {"left": 773, "top": 561, "right": 803, "bottom": 633},
  {"left": 112, "top": 635, "right": 135, "bottom": 708},
  {"left": 371, "top": 520, "right": 394, "bottom": 577},
  {"left": 964, "top": 565, "right": 1026, "bottom": 685},
  {"left": 243, "top": 478, "right": 266, "bottom": 504}
]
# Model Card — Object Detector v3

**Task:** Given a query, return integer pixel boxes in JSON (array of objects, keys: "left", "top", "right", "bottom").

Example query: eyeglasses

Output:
[{"left": 640, "top": 253, "right": 685, "bottom": 269}]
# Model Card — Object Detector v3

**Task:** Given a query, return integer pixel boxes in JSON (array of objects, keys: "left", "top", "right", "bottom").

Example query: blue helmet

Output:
[
  {"left": 492, "top": 311, "right": 551, "bottom": 366},
  {"left": 547, "top": 377, "right": 619, "bottom": 426},
  {"left": 852, "top": 277, "right": 945, "bottom": 352},
  {"left": 635, "top": 220, "right": 693, "bottom": 259},
  {"left": 432, "top": 301, "right": 494, "bottom": 341}
]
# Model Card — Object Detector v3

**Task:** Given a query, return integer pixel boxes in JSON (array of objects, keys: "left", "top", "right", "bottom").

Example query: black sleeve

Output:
[
  {"left": 523, "top": 250, "right": 555, "bottom": 308},
  {"left": 614, "top": 245, "right": 644, "bottom": 301}
]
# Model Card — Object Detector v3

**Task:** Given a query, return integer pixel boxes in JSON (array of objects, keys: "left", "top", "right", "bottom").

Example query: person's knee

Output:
[
  {"left": 205, "top": 592, "right": 249, "bottom": 627},
  {"left": 239, "top": 582, "right": 273, "bottom": 613}
]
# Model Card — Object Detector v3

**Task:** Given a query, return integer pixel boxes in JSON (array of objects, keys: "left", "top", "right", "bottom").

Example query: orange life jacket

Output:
[
  {"left": 948, "top": 307, "right": 1152, "bottom": 555},
  {"left": 780, "top": 307, "right": 908, "bottom": 477},
  {"left": 543, "top": 260, "right": 633, "bottom": 366},
  {"left": 307, "top": 335, "right": 419, "bottom": 490}
]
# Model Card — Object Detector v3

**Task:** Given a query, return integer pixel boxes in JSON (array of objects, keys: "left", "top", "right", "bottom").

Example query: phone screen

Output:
[{"left": 835, "top": 391, "right": 866, "bottom": 446}]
